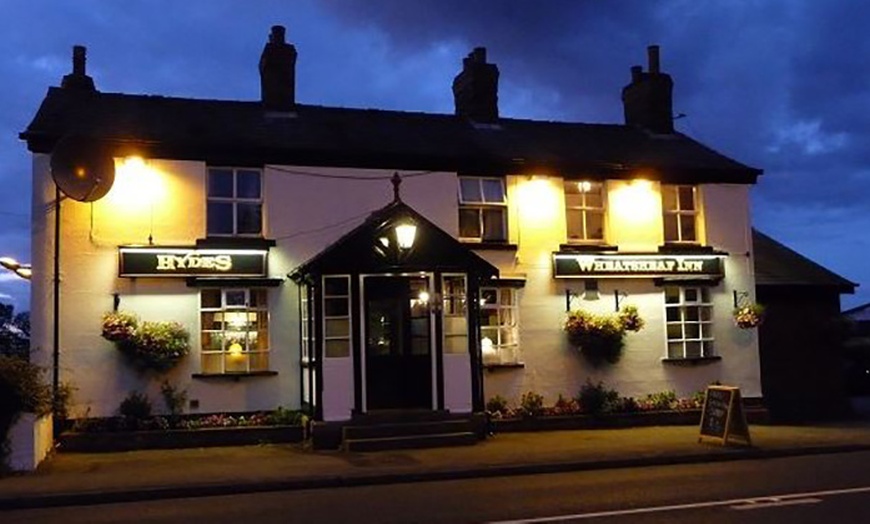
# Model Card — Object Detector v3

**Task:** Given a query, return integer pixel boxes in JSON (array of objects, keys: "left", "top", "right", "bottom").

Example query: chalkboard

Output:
[{"left": 698, "top": 386, "right": 751, "bottom": 446}]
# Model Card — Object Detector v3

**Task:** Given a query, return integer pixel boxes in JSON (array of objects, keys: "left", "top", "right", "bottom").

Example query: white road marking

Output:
[
  {"left": 487, "top": 485, "right": 870, "bottom": 523},
  {"left": 730, "top": 497, "right": 822, "bottom": 510}
]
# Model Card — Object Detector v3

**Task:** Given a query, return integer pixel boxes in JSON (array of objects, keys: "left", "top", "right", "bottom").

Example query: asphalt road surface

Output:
[{"left": 4, "top": 451, "right": 870, "bottom": 523}]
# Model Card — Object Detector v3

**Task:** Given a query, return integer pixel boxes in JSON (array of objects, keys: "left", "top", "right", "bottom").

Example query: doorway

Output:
[{"left": 364, "top": 275, "right": 432, "bottom": 410}]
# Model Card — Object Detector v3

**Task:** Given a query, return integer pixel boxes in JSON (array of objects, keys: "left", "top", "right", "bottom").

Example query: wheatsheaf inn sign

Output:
[
  {"left": 119, "top": 247, "right": 268, "bottom": 277},
  {"left": 553, "top": 253, "right": 724, "bottom": 279}
]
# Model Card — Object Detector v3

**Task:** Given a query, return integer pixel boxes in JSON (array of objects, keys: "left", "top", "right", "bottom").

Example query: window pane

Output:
[
  {"left": 702, "top": 341, "right": 714, "bottom": 356},
  {"left": 202, "top": 353, "right": 223, "bottom": 374},
  {"left": 201, "top": 331, "right": 222, "bottom": 351},
  {"left": 666, "top": 308, "right": 681, "bottom": 322},
  {"left": 324, "top": 298, "right": 348, "bottom": 317},
  {"left": 207, "top": 202, "right": 234, "bottom": 235},
  {"left": 482, "top": 208, "right": 506, "bottom": 241},
  {"left": 700, "top": 288, "right": 711, "bottom": 303},
  {"left": 236, "top": 170, "right": 261, "bottom": 199},
  {"left": 225, "top": 290, "right": 246, "bottom": 307},
  {"left": 201, "top": 312, "right": 221, "bottom": 331},
  {"left": 459, "top": 208, "right": 482, "bottom": 238},
  {"left": 678, "top": 186, "right": 695, "bottom": 211},
  {"left": 325, "top": 318, "right": 349, "bottom": 337},
  {"left": 663, "top": 214, "right": 678, "bottom": 242},
  {"left": 201, "top": 289, "right": 221, "bottom": 308},
  {"left": 225, "top": 353, "right": 248, "bottom": 373},
  {"left": 586, "top": 211, "right": 604, "bottom": 240},
  {"left": 685, "top": 307, "right": 700, "bottom": 322},
  {"left": 564, "top": 181, "right": 581, "bottom": 196},
  {"left": 237, "top": 203, "right": 262, "bottom": 235},
  {"left": 665, "top": 287, "right": 680, "bottom": 304},
  {"left": 566, "top": 209, "right": 583, "bottom": 239},
  {"left": 208, "top": 169, "right": 234, "bottom": 197},
  {"left": 481, "top": 179, "right": 505, "bottom": 203},
  {"left": 480, "top": 289, "right": 497, "bottom": 306},
  {"left": 325, "top": 339, "right": 349, "bottom": 358},
  {"left": 249, "top": 289, "right": 267, "bottom": 308},
  {"left": 459, "top": 178, "right": 482, "bottom": 202},
  {"left": 668, "top": 342, "right": 683, "bottom": 359},
  {"left": 499, "top": 289, "right": 515, "bottom": 306},
  {"left": 585, "top": 184, "right": 604, "bottom": 208},
  {"left": 324, "top": 277, "right": 349, "bottom": 296},
  {"left": 684, "top": 323, "right": 701, "bottom": 339},
  {"left": 667, "top": 324, "right": 682, "bottom": 340},
  {"left": 680, "top": 216, "right": 696, "bottom": 242},
  {"left": 685, "top": 341, "right": 702, "bottom": 358},
  {"left": 444, "top": 335, "right": 467, "bottom": 354},
  {"left": 662, "top": 185, "right": 677, "bottom": 211},
  {"left": 684, "top": 288, "right": 698, "bottom": 302}
]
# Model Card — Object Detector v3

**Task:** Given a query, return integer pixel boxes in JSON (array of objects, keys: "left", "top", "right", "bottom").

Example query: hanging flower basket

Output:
[
  {"left": 564, "top": 306, "right": 644, "bottom": 367},
  {"left": 734, "top": 303, "right": 765, "bottom": 329},
  {"left": 102, "top": 312, "right": 190, "bottom": 372}
]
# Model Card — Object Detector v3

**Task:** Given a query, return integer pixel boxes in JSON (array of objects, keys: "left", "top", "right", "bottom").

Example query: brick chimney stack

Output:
[
  {"left": 259, "top": 25, "right": 297, "bottom": 111},
  {"left": 61, "top": 45, "right": 96, "bottom": 91},
  {"left": 452, "top": 47, "right": 499, "bottom": 123},
  {"left": 621, "top": 45, "right": 674, "bottom": 134}
]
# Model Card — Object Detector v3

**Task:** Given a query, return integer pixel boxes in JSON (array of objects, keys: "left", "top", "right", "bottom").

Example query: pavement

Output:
[{"left": 3, "top": 416, "right": 870, "bottom": 511}]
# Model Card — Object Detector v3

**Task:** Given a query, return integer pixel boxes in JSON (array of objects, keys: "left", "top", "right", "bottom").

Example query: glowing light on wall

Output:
[
  {"left": 106, "top": 156, "right": 165, "bottom": 211},
  {"left": 609, "top": 179, "right": 658, "bottom": 225},
  {"left": 516, "top": 176, "right": 559, "bottom": 224}
]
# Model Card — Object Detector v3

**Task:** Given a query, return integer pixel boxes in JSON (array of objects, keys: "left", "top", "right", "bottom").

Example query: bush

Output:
[
  {"left": 119, "top": 391, "right": 152, "bottom": 420},
  {"left": 576, "top": 380, "right": 620, "bottom": 415},
  {"left": 486, "top": 395, "right": 510, "bottom": 415},
  {"left": 0, "top": 355, "right": 52, "bottom": 420},
  {"left": 102, "top": 312, "right": 190, "bottom": 372},
  {"left": 639, "top": 390, "right": 677, "bottom": 411},
  {"left": 519, "top": 391, "right": 545, "bottom": 418},
  {"left": 160, "top": 381, "right": 187, "bottom": 417},
  {"left": 552, "top": 394, "right": 580, "bottom": 415},
  {"left": 266, "top": 407, "right": 307, "bottom": 426}
]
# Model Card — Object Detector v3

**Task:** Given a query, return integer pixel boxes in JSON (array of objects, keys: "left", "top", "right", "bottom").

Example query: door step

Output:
[
  {"left": 343, "top": 431, "right": 478, "bottom": 452},
  {"left": 339, "top": 414, "right": 485, "bottom": 452}
]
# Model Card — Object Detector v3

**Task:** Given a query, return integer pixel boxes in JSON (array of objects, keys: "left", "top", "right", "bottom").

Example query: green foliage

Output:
[
  {"left": 0, "top": 355, "right": 52, "bottom": 419},
  {"left": 519, "top": 391, "right": 545, "bottom": 418},
  {"left": 734, "top": 303, "right": 765, "bottom": 329},
  {"left": 564, "top": 306, "right": 645, "bottom": 367},
  {"left": 576, "top": 380, "right": 620, "bottom": 415},
  {"left": 618, "top": 305, "right": 645, "bottom": 332},
  {"left": 0, "top": 304, "right": 29, "bottom": 359},
  {"left": 266, "top": 407, "right": 307, "bottom": 426},
  {"left": 486, "top": 394, "right": 510, "bottom": 414},
  {"left": 102, "top": 312, "right": 190, "bottom": 372},
  {"left": 639, "top": 390, "right": 677, "bottom": 411},
  {"left": 52, "top": 382, "right": 76, "bottom": 429},
  {"left": 119, "top": 391, "right": 152, "bottom": 420},
  {"left": 160, "top": 381, "right": 187, "bottom": 417}
]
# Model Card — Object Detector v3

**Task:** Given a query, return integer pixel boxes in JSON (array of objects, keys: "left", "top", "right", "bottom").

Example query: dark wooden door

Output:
[{"left": 365, "top": 276, "right": 432, "bottom": 410}]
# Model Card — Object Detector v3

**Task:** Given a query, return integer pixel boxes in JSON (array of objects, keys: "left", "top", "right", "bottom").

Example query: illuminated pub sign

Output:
[
  {"left": 553, "top": 253, "right": 724, "bottom": 279},
  {"left": 119, "top": 247, "right": 268, "bottom": 278}
]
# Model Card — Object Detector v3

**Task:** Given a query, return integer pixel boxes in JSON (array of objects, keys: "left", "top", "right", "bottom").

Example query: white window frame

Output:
[
  {"left": 200, "top": 288, "right": 270, "bottom": 373},
  {"left": 458, "top": 176, "right": 508, "bottom": 242},
  {"left": 442, "top": 274, "right": 469, "bottom": 355},
  {"left": 206, "top": 167, "right": 264, "bottom": 237},
  {"left": 479, "top": 286, "right": 520, "bottom": 365},
  {"left": 564, "top": 180, "right": 606, "bottom": 243},
  {"left": 662, "top": 184, "right": 698, "bottom": 243},
  {"left": 664, "top": 286, "right": 714, "bottom": 359},
  {"left": 322, "top": 275, "right": 352, "bottom": 359}
]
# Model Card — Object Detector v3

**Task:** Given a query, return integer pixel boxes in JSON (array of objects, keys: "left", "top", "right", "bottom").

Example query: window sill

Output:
[
  {"left": 559, "top": 243, "right": 618, "bottom": 253},
  {"left": 192, "top": 371, "right": 278, "bottom": 381},
  {"left": 660, "top": 356, "right": 722, "bottom": 367},
  {"left": 461, "top": 242, "right": 518, "bottom": 251},
  {"left": 484, "top": 362, "right": 525, "bottom": 371},
  {"left": 658, "top": 244, "right": 724, "bottom": 255},
  {"left": 196, "top": 237, "right": 277, "bottom": 249}
]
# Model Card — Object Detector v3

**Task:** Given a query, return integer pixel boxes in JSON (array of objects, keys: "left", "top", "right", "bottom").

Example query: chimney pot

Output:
[
  {"left": 61, "top": 44, "right": 96, "bottom": 91},
  {"left": 472, "top": 47, "right": 487, "bottom": 63},
  {"left": 647, "top": 45, "right": 660, "bottom": 74},
  {"left": 452, "top": 47, "right": 500, "bottom": 123},
  {"left": 630, "top": 65, "right": 643, "bottom": 82},
  {"left": 259, "top": 25, "right": 297, "bottom": 111},
  {"left": 72, "top": 45, "right": 86, "bottom": 75},
  {"left": 270, "top": 25, "right": 286, "bottom": 44}
]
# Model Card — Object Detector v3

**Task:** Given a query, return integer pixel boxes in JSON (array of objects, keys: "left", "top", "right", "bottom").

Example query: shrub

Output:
[
  {"left": 576, "top": 380, "right": 620, "bottom": 415},
  {"left": 160, "top": 381, "right": 187, "bottom": 417},
  {"left": 639, "top": 390, "right": 678, "bottom": 411},
  {"left": 552, "top": 394, "right": 580, "bottom": 415},
  {"left": 119, "top": 391, "right": 152, "bottom": 420},
  {"left": 102, "top": 312, "right": 190, "bottom": 372},
  {"left": 266, "top": 407, "right": 307, "bottom": 426},
  {"left": 0, "top": 355, "right": 52, "bottom": 420},
  {"left": 486, "top": 395, "right": 510, "bottom": 415},
  {"left": 519, "top": 391, "right": 545, "bottom": 418}
]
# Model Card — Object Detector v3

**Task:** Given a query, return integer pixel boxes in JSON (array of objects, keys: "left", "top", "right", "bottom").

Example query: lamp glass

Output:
[{"left": 395, "top": 223, "right": 417, "bottom": 249}]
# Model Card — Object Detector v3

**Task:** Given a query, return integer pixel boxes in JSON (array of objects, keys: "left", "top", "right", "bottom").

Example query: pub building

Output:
[{"left": 22, "top": 27, "right": 766, "bottom": 448}]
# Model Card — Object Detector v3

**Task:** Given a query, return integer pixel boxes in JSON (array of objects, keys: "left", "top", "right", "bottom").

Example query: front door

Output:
[{"left": 364, "top": 275, "right": 432, "bottom": 410}]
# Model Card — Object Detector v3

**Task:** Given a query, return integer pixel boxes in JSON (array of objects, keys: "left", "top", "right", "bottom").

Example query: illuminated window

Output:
[
  {"left": 323, "top": 276, "right": 351, "bottom": 358},
  {"left": 662, "top": 185, "right": 697, "bottom": 243},
  {"left": 200, "top": 288, "right": 269, "bottom": 373},
  {"left": 565, "top": 180, "right": 605, "bottom": 242},
  {"left": 207, "top": 167, "right": 263, "bottom": 236},
  {"left": 480, "top": 287, "right": 520, "bottom": 365},
  {"left": 442, "top": 275, "right": 468, "bottom": 354},
  {"left": 664, "top": 286, "right": 714, "bottom": 359},
  {"left": 458, "top": 177, "right": 507, "bottom": 242}
]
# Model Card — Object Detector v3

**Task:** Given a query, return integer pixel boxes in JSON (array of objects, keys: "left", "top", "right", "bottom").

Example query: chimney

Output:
[
  {"left": 621, "top": 45, "right": 674, "bottom": 134},
  {"left": 61, "top": 45, "right": 96, "bottom": 91},
  {"left": 452, "top": 47, "right": 499, "bottom": 123},
  {"left": 259, "top": 25, "right": 297, "bottom": 111}
]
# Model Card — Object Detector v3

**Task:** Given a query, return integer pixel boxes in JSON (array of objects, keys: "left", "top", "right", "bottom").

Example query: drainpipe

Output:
[{"left": 52, "top": 186, "right": 61, "bottom": 400}]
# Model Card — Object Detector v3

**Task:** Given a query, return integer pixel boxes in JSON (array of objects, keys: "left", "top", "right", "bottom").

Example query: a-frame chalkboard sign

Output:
[{"left": 698, "top": 385, "right": 751, "bottom": 447}]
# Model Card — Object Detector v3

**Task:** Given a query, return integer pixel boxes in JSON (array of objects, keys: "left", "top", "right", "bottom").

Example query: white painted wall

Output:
[{"left": 7, "top": 413, "right": 53, "bottom": 472}]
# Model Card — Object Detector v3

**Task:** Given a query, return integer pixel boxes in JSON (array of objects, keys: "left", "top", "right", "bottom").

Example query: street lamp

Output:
[{"left": 0, "top": 257, "right": 32, "bottom": 280}]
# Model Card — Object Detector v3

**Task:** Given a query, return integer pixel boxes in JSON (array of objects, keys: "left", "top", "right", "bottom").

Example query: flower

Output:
[
  {"left": 101, "top": 311, "right": 190, "bottom": 372},
  {"left": 101, "top": 311, "right": 139, "bottom": 342},
  {"left": 734, "top": 303, "right": 765, "bottom": 329}
]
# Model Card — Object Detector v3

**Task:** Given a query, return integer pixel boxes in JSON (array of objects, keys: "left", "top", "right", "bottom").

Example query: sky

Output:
[{"left": 1, "top": 0, "right": 868, "bottom": 311}]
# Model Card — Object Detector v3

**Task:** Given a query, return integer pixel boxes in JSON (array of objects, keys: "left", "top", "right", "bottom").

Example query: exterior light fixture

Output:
[
  {"left": 395, "top": 223, "right": 417, "bottom": 249},
  {"left": 0, "top": 257, "right": 32, "bottom": 280},
  {"left": 578, "top": 181, "right": 592, "bottom": 193}
]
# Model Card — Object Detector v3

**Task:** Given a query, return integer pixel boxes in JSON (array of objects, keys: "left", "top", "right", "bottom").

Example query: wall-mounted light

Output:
[
  {"left": 395, "top": 222, "right": 417, "bottom": 249},
  {"left": 0, "top": 257, "right": 32, "bottom": 280}
]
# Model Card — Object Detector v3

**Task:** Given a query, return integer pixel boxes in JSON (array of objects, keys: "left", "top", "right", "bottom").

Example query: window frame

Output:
[
  {"left": 662, "top": 184, "right": 698, "bottom": 244},
  {"left": 206, "top": 167, "right": 264, "bottom": 237},
  {"left": 322, "top": 275, "right": 352, "bottom": 359},
  {"left": 663, "top": 286, "right": 714, "bottom": 360},
  {"left": 200, "top": 287, "right": 270, "bottom": 374},
  {"left": 479, "top": 286, "right": 520, "bottom": 365},
  {"left": 458, "top": 176, "right": 508, "bottom": 243},
  {"left": 564, "top": 180, "right": 606, "bottom": 243}
]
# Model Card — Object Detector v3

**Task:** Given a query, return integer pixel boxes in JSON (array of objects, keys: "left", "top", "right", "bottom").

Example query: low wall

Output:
[{"left": 7, "top": 413, "right": 53, "bottom": 471}]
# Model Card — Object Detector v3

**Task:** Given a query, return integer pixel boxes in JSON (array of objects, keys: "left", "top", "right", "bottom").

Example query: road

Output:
[{"left": 4, "top": 451, "right": 870, "bottom": 523}]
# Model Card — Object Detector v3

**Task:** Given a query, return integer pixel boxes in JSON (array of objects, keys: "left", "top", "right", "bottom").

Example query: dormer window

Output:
[
  {"left": 662, "top": 185, "right": 697, "bottom": 243},
  {"left": 458, "top": 176, "right": 507, "bottom": 242},
  {"left": 207, "top": 167, "right": 263, "bottom": 236}
]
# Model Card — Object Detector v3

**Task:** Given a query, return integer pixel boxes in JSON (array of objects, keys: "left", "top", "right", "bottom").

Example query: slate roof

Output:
[
  {"left": 753, "top": 229, "right": 856, "bottom": 292},
  {"left": 20, "top": 87, "right": 761, "bottom": 183}
]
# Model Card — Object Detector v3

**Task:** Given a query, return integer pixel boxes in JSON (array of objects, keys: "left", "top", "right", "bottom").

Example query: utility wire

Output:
[
  {"left": 267, "top": 166, "right": 439, "bottom": 181},
  {"left": 273, "top": 208, "right": 378, "bottom": 241}
]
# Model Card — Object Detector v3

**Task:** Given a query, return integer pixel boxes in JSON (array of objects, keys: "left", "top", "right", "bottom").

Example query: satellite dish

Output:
[{"left": 50, "top": 135, "right": 115, "bottom": 202}]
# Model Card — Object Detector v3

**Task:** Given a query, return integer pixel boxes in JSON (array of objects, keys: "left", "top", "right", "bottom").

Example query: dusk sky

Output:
[{"left": 1, "top": 1, "right": 868, "bottom": 311}]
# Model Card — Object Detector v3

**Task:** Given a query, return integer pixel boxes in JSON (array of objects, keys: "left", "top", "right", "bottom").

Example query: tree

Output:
[{"left": 0, "top": 304, "right": 29, "bottom": 359}]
